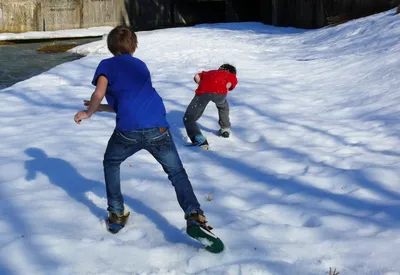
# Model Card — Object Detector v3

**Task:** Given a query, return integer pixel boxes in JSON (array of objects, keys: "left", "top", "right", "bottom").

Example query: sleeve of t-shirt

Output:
[
  {"left": 228, "top": 74, "right": 238, "bottom": 91},
  {"left": 198, "top": 72, "right": 204, "bottom": 80},
  {"left": 91, "top": 60, "right": 112, "bottom": 86}
]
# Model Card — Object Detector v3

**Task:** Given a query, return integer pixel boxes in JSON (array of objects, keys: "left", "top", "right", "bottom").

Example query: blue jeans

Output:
[{"left": 103, "top": 127, "right": 202, "bottom": 217}]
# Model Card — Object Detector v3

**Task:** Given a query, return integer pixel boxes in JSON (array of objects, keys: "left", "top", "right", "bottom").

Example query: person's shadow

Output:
[
  {"left": 24, "top": 147, "right": 199, "bottom": 247},
  {"left": 24, "top": 147, "right": 106, "bottom": 220}
]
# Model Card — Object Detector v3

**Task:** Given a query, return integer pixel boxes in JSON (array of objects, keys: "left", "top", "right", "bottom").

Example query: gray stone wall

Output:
[
  {"left": 0, "top": 0, "right": 125, "bottom": 32},
  {"left": 0, "top": 0, "right": 42, "bottom": 32},
  {"left": 0, "top": 0, "right": 175, "bottom": 33},
  {"left": 42, "top": 0, "right": 81, "bottom": 31},
  {"left": 124, "top": 0, "right": 174, "bottom": 31},
  {"left": 80, "top": 0, "right": 124, "bottom": 29},
  {"left": 262, "top": 0, "right": 396, "bottom": 28},
  {"left": 0, "top": 0, "right": 398, "bottom": 33}
]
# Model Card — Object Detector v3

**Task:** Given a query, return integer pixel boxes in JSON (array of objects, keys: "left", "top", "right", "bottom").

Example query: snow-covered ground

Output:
[
  {"left": 1, "top": 9, "right": 400, "bottom": 275},
  {"left": 0, "top": 27, "right": 113, "bottom": 41}
]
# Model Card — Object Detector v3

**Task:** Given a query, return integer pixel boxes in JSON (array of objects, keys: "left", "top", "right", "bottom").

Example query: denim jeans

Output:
[{"left": 103, "top": 127, "right": 202, "bottom": 217}]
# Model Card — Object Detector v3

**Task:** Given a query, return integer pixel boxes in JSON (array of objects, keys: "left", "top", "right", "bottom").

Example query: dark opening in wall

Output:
[
  {"left": 174, "top": 0, "right": 226, "bottom": 26},
  {"left": 232, "top": 0, "right": 262, "bottom": 22},
  {"left": 196, "top": 1, "right": 226, "bottom": 24}
]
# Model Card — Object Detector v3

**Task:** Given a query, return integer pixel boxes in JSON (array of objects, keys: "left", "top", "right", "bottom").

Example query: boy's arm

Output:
[
  {"left": 84, "top": 100, "right": 115, "bottom": 113},
  {"left": 228, "top": 75, "right": 238, "bottom": 91},
  {"left": 98, "top": 104, "right": 115, "bottom": 113},
  {"left": 74, "top": 75, "right": 108, "bottom": 124},
  {"left": 194, "top": 73, "right": 201, "bottom": 84},
  {"left": 86, "top": 75, "right": 108, "bottom": 117}
]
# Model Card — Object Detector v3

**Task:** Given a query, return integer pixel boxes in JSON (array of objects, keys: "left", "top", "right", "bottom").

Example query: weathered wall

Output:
[
  {"left": 42, "top": 0, "right": 81, "bottom": 30},
  {"left": 0, "top": 0, "right": 175, "bottom": 33},
  {"left": 0, "top": 0, "right": 125, "bottom": 32},
  {"left": 0, "top": 0, "right": 398, "bottom": 33},
  {"left": 322, "top": 0, "right": 398, "bottom": 25},
  {"left": 260, "top": 0, "right": 397, "bottom": 28},
  {"left": 0, "top": 0, "right": 42, "bottom": 32},
  {"left": 124, "top": 0, "right": 172, "bottom": 31},
  {"left": 80, "top": 0, "right": 124, "bottom": 29},
  {"left": 173, "top": 0, "right": 226, "bottom": 26}
]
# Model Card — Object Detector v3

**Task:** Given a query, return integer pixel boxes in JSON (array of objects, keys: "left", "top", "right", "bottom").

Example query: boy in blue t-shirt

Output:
[{"left": 73, "top": 26, "right": 209, "bottom": 235}]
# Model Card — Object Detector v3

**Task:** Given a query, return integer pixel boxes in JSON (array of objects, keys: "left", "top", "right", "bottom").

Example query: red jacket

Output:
[{"left": 195, "top": 70, "right": 238, "bottom": 96}]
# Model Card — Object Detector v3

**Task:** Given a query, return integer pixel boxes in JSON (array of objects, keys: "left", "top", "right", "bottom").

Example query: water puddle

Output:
[{"left": 0, "top": 37, "right": 100, "bottom": 90}]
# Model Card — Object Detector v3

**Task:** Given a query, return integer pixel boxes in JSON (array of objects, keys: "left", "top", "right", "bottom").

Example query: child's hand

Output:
[
  {"left": 194, "top": 74, "right": 201, "bottom": 84},
  {"left": 74, "top": 110, "right": 90, "bottom": 124}
]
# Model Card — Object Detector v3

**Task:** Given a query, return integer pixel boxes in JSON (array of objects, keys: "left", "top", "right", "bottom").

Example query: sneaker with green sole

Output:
[{"left": 186, "top": 211, "right": 224, "bottom": 253}]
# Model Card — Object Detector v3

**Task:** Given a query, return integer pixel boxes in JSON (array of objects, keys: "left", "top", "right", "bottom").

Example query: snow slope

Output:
[{"left": 0, "top": 9, "right": 399, "bottom": 275}]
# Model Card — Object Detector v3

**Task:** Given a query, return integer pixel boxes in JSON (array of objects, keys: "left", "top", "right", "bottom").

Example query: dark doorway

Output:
[
  {"left": 232, "top": 0, "right": 262, "bottom": 22},
  {"left": 195, "top": 1, "right": 226, "bottom": 24},
  {"left": 174, "top": 0, "right": 226, "bottom": 26}
]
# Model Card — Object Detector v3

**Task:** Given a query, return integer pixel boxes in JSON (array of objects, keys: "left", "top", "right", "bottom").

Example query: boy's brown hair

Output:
[{"left": 107, "top": 26, "right": 138, "bottom": 56}]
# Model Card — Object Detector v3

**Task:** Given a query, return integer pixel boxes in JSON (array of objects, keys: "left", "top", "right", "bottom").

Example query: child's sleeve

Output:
[
  {"left": 91, "top": 60, "right": 112, "bottom": 86},
  {"left": 228, "top": 74, "right": 238, "bottom": 91},
  {"left": 198, "top": 72, "right": 204, "bottom": 80}
]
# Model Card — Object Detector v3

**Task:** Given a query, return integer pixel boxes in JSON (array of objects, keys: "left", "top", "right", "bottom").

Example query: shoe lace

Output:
[
  {"left": 109, "top": 212, "right": 130, "bottom": 225},
  {"left": 188, "top": 213, "right": 214, "bottom": 230},
  {"left": 194, "top": 135, "right": 206, "bottom": 144}
]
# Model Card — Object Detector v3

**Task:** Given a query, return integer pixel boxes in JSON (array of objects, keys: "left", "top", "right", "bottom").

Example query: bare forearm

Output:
[
  {"left": 75, "top": 75, "right": 108, "bottom": 124},
  {"left": 87, "top": 92, "right": 103, "bottom": 117}
]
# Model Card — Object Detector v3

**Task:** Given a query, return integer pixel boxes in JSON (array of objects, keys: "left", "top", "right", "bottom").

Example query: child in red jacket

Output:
[{"left": 183, "top": 64, "right": 238, "bottom": 148}]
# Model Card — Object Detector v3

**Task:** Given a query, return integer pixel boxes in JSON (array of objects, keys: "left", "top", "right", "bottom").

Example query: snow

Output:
[
  {"left": 1, "top": 9, "right": 400, "bottom": 275},
  {"left": 0, "top": 27, "right": 113, "bottom": 41}
]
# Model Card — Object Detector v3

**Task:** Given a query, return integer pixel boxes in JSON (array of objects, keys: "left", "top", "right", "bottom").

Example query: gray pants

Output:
[{"left": 183, "top": 93, "right": 231, "bottom": 139}]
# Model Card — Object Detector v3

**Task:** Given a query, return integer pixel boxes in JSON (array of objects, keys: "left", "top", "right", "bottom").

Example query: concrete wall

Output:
[
  {"left": 0, "top": 0, "right": 42, "bottom": 32},
  {"left": 80, "top": 0, "right": 124, "bottom": 29},
  {"left": 0, "top": 0, "right": 125, "bottom": 32},
  {"left": 259, "top": 0, "right": 397, "bottom": 28},
  {"left": 0, "top": 0, "right": 176, "bottom": 33},
  {"left": 42, "top": 0, "right": 81, "bottom": 30},
  {"left": 124, "top": 0, "right": 173, "bottom": 31},
  {"left": 0, "top": 0, "right": 398, "bottom": 33}
]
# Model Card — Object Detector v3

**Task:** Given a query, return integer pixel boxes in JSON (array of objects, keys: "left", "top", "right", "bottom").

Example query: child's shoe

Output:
[
  {"left": 186, "top": 210, "right": 224, "bottom": 253},
  {"left": 218, "top": 128, "right": 230, "bottom": 138},
  {"left": 107, "top": 212, "right": 130, "bottom": 234},
  {"left": 186, "top": 210, "right": 210, "bottom": 230},
  {"left": 190, "top": 134, "right": 209, "bottom": 149}
]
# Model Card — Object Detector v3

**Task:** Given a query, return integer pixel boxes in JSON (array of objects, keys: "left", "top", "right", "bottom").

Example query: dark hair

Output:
[
  {"left": 219, "top": 63, "right": 237, "bottom": 75},
  {"left": 107, "top": 26, "right": 138, "bottom": 56}
]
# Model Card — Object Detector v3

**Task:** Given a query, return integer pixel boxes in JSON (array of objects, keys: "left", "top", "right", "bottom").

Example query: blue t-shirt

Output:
[{"left": 92, "top": 54, "right": 169, "bottom": 131}]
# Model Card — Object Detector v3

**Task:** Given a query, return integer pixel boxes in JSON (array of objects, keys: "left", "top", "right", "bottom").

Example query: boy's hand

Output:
[
  {"left": 74, "top": 110, "right": 90, "bottom": 124},
  {"left": 194, "top": 74, "right": 201, "bottom": 84}
]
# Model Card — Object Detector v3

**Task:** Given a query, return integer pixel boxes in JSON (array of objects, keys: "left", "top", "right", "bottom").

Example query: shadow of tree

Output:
[
  {"left": 228, "top": 94, "right": 400, "bottom": 159},
  {"left": 188, "top": 147, "right": 400, "bottom": 228}
]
